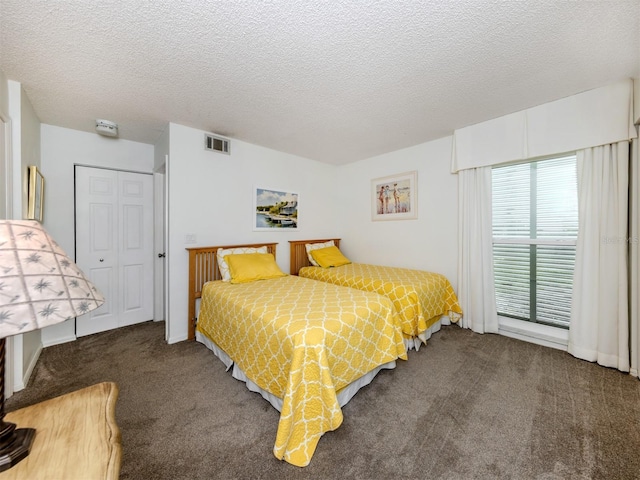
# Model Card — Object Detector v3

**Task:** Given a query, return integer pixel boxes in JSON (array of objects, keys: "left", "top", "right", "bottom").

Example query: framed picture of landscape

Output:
[{"left": 254, "top": 187, "right": 299, "bottom": 231}]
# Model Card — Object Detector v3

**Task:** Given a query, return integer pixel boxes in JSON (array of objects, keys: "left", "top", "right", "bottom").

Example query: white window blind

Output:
[{"left": 492, "top": 155, "right": 578, "bottom": 328}]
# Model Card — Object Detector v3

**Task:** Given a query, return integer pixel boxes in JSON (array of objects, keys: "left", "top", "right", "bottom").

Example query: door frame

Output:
[{"left": 153, "top": 171, "right": 165, "bottom": 322}]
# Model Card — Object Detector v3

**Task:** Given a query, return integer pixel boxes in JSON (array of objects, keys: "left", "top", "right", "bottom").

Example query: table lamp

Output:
[{"left": 0, "top": 219, "right": 105, "bottom": 471}]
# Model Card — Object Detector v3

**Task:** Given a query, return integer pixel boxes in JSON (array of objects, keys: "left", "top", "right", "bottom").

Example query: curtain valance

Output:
[{"left": 451, "top": 79, "right": 637, "bottom": 173}]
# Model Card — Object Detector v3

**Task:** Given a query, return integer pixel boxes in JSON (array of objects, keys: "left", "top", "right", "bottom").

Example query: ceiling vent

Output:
[{"left": 204, "top": 133, "right": 230, "bottom": 154}]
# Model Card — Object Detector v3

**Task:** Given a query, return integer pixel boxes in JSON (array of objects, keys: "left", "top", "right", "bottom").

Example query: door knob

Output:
[{"left": 99, "top": 258, "right": 104, "bottom": 262}]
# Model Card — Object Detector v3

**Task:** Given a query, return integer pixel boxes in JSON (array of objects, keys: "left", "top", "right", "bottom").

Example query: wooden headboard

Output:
[
  {"left": 186, "top": 243, "right": 277, "bottom": 340},
  {"left": 288, "top": 239, "right": 341, "bottom": 275}
]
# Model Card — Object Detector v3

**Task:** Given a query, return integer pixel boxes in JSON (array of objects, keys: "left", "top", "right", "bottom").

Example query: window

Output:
[{"left": 492, "top": 155, "right": 578, "bottom": 328}]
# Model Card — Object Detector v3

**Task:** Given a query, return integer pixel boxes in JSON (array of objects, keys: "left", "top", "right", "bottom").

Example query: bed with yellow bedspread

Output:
[
  {"left": 196, "top": 275, "right": 406, "bottom": 467},
  {"left": 298, "top": 263, "right": 462, "bottom": 347}
]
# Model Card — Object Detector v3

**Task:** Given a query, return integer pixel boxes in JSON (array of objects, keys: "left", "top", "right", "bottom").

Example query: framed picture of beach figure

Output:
[
  {"left": 371, "top": 171, "right": 417, "bottom": 221},
  {"left": 254, "top": 187, "right": 299, "bottom": 231}
]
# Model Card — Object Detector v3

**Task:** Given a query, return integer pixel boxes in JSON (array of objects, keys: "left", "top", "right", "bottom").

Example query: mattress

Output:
[{"left": 196, "top": 275, "right": 406, "bottom": 467}]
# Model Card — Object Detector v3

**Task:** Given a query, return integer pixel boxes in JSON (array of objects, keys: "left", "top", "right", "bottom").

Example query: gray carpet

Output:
[{"left": 6, "top": 321, "right": 640, "bottom": 480}]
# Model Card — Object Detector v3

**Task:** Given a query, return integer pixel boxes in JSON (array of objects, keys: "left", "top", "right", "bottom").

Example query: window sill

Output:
[{"left": 498, "top": 316, "right": 569, "bottom": 351}]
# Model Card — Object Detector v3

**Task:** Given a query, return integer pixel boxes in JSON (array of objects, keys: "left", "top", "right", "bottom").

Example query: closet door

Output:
[
  {"left": 75, "top": 166, "right": 153, "bottom": 337},
  {"left": 118, "top": 170, "right": 154, "bottom": 327}
]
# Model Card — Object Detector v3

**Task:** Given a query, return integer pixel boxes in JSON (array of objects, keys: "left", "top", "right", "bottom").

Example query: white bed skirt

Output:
[
  {"left": 408, "top": 314, "right": 452, "bottom": 351},
  {"left": 195, "top": 331, "right": 397, "bottom": 413}
]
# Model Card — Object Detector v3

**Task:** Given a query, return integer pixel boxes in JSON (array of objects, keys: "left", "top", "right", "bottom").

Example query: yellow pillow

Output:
[
  {"left": 217, "top": 246, "right": 268, "bottom": 282},
  {"left": 225, "top": 253, "right": 287, "bottom": 284},
  {"left": 305, "top": 240, "right": 334, "bottom": 266},
  {"left": 310, "top": 246, "right": 351, "bottom": 268}
]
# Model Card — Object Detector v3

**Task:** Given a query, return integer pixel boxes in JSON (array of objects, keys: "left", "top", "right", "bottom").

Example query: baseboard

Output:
[
  {"left": 42, "top": 334, "right": 77, "bottom": 348},
  {"left": 167, "top": 334, "right": 188, "bottom": 345},
  {"left": 15, "top": 343, "right": 43, "bottom": 392}
]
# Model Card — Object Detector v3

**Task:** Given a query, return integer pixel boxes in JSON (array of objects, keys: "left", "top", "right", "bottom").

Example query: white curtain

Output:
[
  {"left": 568, "top": 141, "right": 630, "bottom": 371},
  {"left": 457, "top": 166, "right": 499, "bottom": 334},
  {"left": 630, "top": 135, "right": 639, "bottom": 379}
]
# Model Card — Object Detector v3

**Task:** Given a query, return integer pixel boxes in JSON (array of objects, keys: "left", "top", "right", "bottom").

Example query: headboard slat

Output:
[
  {"left": 186, "top": 243, "right": 277, "bottom": 340},
  {"left": 288, "top": 239, "right": 340, "bottom": 275}
]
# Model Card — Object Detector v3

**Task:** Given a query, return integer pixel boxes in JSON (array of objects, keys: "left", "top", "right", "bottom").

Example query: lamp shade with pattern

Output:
[
  {"left": 0, "top": 220, "right": 104, "bottom": 335},
  {"left": 0, "top": 219, "right": 105, "bottom": 470}
]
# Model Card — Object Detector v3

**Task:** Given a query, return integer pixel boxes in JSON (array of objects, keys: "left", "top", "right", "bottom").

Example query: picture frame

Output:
[
  {"left": 254, "top": 187, "right": 299, "bottom": 231},
  {"left": 27, "top": 165, "right": 45, "bottom": 222},
  {"left": 371, "top": 171, "right": 417, "bottom": 221}
]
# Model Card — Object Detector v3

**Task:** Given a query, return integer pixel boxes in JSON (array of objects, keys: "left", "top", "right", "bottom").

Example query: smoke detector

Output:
[{"left": 95, "top": 119, "right": 118, "bottom": 137}]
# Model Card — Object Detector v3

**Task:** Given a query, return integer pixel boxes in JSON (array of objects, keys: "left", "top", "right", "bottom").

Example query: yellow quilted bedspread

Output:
[
  {"left": 299, "top": 263, "right": 463, "bottom": 340},
  {"left": 196, "top": 275, "right": 406, "bottom": 467}
]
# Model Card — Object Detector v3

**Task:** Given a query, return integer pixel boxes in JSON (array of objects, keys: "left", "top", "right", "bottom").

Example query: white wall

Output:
[
  {"left": 336, "top": 136, "right": 459, "bottom": 290},
  {"left": 154, "top": 124, "right": 169, "bottom": 172},
  {"left": 635, "top": 77, "right": 640, "bottom": 125},
  {"left": 40, "top": 124, "right": 154, "bottom": 345},
  {"left": 165, "top": 122, "right": 338, "bottom": 343},
  {"left": 8, "top": 81, "right": 22, "bottom": 220},
  {"left": 18, "top": 87, "right": 41, "bottom": 218},
  {"left": 0, "top": 71, "right": 9, "bottom": 219},
  {"left": 17, "top": 85, "right": 42, "bottom": 388},
  {"left": 2, "top": 79, "right": 44, "bottom": 391},
  {"left": 0, "top": 70, "right": 11, "bottom": 397},
  {"left": 0, "top": 70, "right": 8, "bottom": 119}
]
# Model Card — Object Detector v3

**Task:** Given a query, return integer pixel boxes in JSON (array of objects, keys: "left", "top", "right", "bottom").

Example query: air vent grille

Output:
[{"left": 204, "top": 134, "right": 230, "bottom": 154}]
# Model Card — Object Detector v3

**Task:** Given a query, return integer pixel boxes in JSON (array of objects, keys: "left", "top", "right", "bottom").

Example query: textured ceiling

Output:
[{"left": 1, "top": 0, "right": 639, "bottom": 165}]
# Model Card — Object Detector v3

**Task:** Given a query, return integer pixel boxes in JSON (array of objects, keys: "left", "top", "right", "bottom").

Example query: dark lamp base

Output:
[{"left": 0, "top": 427, "right": 36, "bottom": 472}]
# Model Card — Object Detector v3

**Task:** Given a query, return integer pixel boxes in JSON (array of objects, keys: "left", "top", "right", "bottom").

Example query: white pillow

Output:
[
  {"left": 305, "top": 240, "right": 334, "bottom": 267},
  {"left": 218, "top": 246, "right": 268, "bottom": 281}
]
